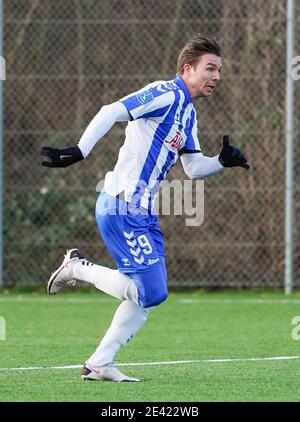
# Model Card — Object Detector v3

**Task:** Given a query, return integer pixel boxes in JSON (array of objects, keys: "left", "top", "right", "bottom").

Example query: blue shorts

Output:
[{"left": 95, "top": 191, "right": 168, "bottom": 308}]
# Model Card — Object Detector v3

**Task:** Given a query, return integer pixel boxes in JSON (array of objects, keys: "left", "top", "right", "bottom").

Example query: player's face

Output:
[{"left": 183, "top": 54, "right": 222, "bottom": 100}]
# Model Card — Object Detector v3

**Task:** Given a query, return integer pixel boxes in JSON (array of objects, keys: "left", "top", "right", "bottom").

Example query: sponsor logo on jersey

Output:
[
  {"left": 148, "top": 258, "right": 159, "bottom": 266},
  {"left": 165, "top": 131, "right": 183, "bottom": 152},
  {"left": 136, "top": 90, "right": 154, "bottom": 105},
  {"left": 121, "top": 258, "right": 131, "bottom": 266}
]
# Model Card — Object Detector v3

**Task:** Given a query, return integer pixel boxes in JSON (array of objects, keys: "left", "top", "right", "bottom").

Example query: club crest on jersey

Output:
[
  {"left": 165, "top": 131, "right": 183, "bottom": 152},
  {"left": 136, "top": 90, "right": 154, "bottom": 105}
]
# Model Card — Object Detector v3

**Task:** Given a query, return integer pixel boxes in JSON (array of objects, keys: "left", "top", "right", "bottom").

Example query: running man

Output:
[{"left": 41, "top": 34, "right": 249, "bottom": 382}]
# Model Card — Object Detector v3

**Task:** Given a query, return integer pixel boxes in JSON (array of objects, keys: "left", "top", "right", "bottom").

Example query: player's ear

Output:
[{"left": 183, "top": 63, "right": 191, "bottom": 75}]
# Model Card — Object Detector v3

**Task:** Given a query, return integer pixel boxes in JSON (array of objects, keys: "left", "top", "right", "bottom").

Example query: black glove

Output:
[
  {"left": 218, "top": 136, "right": 249, "bottom": 169},
  {"left": 41, "top": 145, "right": 84, "bottom": 168}
]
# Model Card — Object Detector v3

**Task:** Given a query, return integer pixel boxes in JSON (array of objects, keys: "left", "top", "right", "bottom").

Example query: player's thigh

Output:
[
  {"left": 159, "top": 255, "right": 168, "bottom": 284},
  {"left": 148, "top": 215, "right": 168, "bottom": 282},
  {"left": 130, "top": 260, "right": 168, "bottom": 308}
]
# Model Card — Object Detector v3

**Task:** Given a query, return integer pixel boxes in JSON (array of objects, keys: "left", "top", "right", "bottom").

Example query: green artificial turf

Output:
[{"left": 1, "top": 290, "right": 300, "bottom": 402}]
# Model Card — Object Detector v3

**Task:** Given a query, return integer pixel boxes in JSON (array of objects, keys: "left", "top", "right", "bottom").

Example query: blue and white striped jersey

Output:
[{"left": 104, "top": 76, "right": 201, "bottom": 211}]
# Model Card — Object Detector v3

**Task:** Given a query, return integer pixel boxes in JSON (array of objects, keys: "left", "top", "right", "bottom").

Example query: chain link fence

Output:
[{"left": 3, "top": 0, "right": 300, "bottom": 287}]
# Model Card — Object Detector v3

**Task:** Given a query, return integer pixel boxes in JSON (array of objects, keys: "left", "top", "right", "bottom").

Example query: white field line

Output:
[{"left": 1, "top": 356, "right": 300, "bottom": 372}]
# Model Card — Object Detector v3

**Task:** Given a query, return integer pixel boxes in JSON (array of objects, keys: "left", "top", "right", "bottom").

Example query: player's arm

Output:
[
  {"left": 41, "top": 101, "right": 130, "bottom": 168},
  {"left": 181, "top": 135, "right": 249, "bottom": 179},
  {"left": 181, "top": 151, "right": 224, "bottom": 179}
]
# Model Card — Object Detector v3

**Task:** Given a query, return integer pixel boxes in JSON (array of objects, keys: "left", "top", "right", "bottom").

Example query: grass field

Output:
[{"left": 1, "top": 289, "right": 300, "bottom": 402}]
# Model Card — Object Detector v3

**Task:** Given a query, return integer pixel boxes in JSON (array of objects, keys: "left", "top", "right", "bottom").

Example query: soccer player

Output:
[{"left": 41, "top": 34, "right": 249, "bottom": 382}]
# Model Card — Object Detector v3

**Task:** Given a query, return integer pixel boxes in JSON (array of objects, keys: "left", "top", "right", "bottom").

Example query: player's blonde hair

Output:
[{"left": 176, "top": 34, "right": 222, "bottom": 75}]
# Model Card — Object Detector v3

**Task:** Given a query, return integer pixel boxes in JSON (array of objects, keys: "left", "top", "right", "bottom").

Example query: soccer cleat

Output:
[
  {"left": 47, "top": 248, "right": 85, "bottom": 295},
  {"left": 81, "top": 364, "right": 140, "bottom": 382}
]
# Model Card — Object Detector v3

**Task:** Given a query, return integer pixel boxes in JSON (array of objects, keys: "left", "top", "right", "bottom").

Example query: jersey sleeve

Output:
[
  {"left": 119, "top": 84, "right": 174, "bottom": 121},
  {"left": 180, "top": 109, "right": 202, "bottom": 155}
]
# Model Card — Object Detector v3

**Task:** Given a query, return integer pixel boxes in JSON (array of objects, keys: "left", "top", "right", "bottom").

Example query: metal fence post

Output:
[
  {"left": 0, "top": 0, "right": 4, "bottom": 289},
  {"left": 285, "top": 0, "right": 296, "bottom": 294}
]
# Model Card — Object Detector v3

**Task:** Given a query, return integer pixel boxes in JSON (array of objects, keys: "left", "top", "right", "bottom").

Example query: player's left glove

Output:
[
  {"left": 41, "top": 145, "right": 84, "bottom": 168},
  {"left": 218, "top": 135, "right": 250, "bottom": 169}
]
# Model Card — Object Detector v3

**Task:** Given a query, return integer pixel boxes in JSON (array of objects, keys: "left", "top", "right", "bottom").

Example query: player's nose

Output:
[{"left": 213, "top": 70, "right": 221, "bottom": 82}]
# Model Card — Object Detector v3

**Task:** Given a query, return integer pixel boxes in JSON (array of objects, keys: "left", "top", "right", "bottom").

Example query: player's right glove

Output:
[
  {"left": 218, "top": 135, "right": 250, "bottom": 169},
  {"left": 41, "top": 145, "right": 84, "bottom": 168}
]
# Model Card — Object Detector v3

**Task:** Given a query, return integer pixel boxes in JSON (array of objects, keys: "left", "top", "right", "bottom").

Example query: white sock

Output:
[
  {"left": 87, "top": 300, "right": 150, "bottom": 368},
  {"left": 72, "top": 260, "right": 138, "bottom": 304}
]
